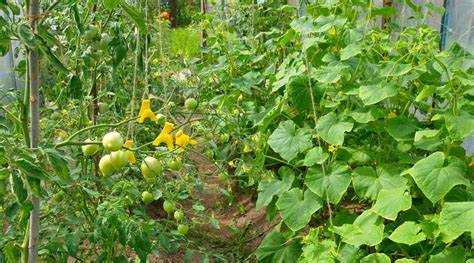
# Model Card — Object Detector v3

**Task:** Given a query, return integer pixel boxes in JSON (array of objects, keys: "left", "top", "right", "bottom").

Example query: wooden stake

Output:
[{"left": 28, "top": 0, "right": 41, "bottom": 261}]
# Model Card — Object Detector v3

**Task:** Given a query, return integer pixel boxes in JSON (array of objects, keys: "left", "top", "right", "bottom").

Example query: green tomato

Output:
[
  {"left": 93, "top": 40, "right": 108, "bottom": 50},
  {"left": 177, "top": 224, "right": 189, "bottom": 235},
  {"left": 141, "top": 157, "right": 162, "bottom": 178},
  {"left": 174, "top": 210, "right": 185, "bottom": 221},
  {"left": 184, "top": 98, "right": 198, "bottom": 110},
  {"left": 52, "top": 192, "right": 65, "bottom": 202},
  {"left": 168, "top": 157, "right": 183, "bottom": 171},
  {"left": 99, "top": 154, "right": 115, "bottom": 176},
  {"left": 163, "top": 200, "right": 176, "bottom": 214},
  {"left": 167, "top": 101, "right": 176, "bottom": 109},
  {"left": 141, "top": 191, "right": 154, "bottom": 204},
  {"left": 204, "top": 133, "right": 213, "bottom": 141},
  {"left": 82, "top": 139, "right": 99, "bottom": 157},
  {"left": 110, "top": 150, "right": 128, "bottom": 169},
  {"left": 219, "top": 133, "right": 230, "bottom": 143},
  {"left": 98, "top": 102, "right": 108, "bottom": 114},
  {"left": 184, "top": 175, "right": 194, "bottom": 183},
  {"left": 156, "top": 113, "right": 166, "bottom": 125},
  {"left": 51, "top": 112, "right": 61, "bottom": 121},
  {"left": 144, "top": 177, "right": 157, "bottom": 184},
  {"left": 83, "top": 26, "right": 99, "bottom": 40},
  {"left": 102, "top": 131, "right": 124, "bottom": 151},
  {"left": 206, "top": 150, "right": 215, "bottom": 159}
]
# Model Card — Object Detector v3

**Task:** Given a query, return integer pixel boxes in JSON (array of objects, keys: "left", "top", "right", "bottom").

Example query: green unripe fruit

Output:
[
  {"left": 141, "top": 157, "right": 162, "bottom": 178},
  {"left": 206, "top": 150, "right": 215, "bottom": 159},
  {"left": 156, "top": 113, "right": 166, "bottom": 125},
  {"left": 144, "top": 177, "right": 157, "bottom": 184},
  {"left": 174, "top": 210, "right": 185, "bottom": 221},
  {"left": 167, "top": 101, "right": 176, "bottom": 109},
  {"left": 51, "top": 112, "right": 61, "bottom": 121},
  {"left": 83, "top": 27, "right": 99, "bottom": 40},
  {"left": 204, "top": 133, "right": 213, "bottom": 141},
  {"left": 184, "top": 98, "right": 198, "bottom": 110},
  {"left": 99, "top": 154, "right": 115, "bottom": 176},
  {"left": 219, "top": 133, "right": 230, "bottom": 143},
  {"left": 168, "top": 157, "right": 183, "bottom": 171},
  {"left": 82, "top": 139, "right": 99, "bottom": 157},
  {"left": 177, "top": 224, "right": 189, "bottom": 235},
  {"left": 98, "top": 102, "right": 108, "bottom": 114},
  {"left": 53, "top": 192, "right": 65, "bottom": 202},
  {"left": 163, "top": 200, "right": 176, "bottom": 214},
  {"left": 102, "top": 131, "right": 124, "bottom": 151},
  {"left": 110, "top": 150, "right": 129, "bottom": 169},
  {"left": 141, "top": 191, "right": 154, "bottom": 204}
]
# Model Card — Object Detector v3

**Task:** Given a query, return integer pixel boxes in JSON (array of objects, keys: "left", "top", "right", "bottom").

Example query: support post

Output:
[{"left": 28, "top": 0, "right": 41, "bottom": 262}]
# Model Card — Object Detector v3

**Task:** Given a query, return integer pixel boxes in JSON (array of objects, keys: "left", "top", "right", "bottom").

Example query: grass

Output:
[{"left": 171, "top": 26, "right": 201, "bottom": 60}]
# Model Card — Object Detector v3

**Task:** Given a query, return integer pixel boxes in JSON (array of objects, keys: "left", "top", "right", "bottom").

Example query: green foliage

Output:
[
  {"left": 198, "top": 0, "right": 474, "bottom": 261},
  {"left": 171, "top": 27, "right": 200, "bottom": 59}
]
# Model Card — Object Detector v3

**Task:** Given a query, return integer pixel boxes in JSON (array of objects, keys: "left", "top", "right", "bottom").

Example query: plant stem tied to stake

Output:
[{"left": 28, "top": 0, "right": 41, "bottom": 261}]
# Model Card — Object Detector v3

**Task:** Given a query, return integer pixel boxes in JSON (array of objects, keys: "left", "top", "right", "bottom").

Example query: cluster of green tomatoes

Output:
[{"left": 80, "top": 130, "right": 189, "bottom": 235}]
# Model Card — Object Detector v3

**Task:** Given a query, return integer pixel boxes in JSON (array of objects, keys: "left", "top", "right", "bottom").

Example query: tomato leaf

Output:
[{"left": 119, "top": 1, "right": 147, "bottom": 33}]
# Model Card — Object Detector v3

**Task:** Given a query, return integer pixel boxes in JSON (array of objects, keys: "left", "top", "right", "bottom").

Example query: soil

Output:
[{"left": 146, "top": 152, "right": 278, "bottom": 262}]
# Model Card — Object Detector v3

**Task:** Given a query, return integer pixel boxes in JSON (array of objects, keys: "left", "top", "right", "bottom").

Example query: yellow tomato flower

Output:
[
  {"left": 123, "top": 140, "right": 136, "bottom": 163},
  {"left": 328, "top": 27, "right": 336, "bottom": 36},
  {"left": 228, "top": 160, "right": 235, "bottom": 167},
  {"left": 137, "top": 99, "right": 157, "bottom": 123},
  {"left": 337, "top": 91, "right": 344, "bottom": 97},
  {"left": 152, "top": 122, "right": 174, "bottom": 150},
  {"left": 387, "top": 111, "right": 397, "bottom": 119},
  {"left": 152, "top": 58, "right": 159, "bottom": 65},
  {"left": 62, "top": 110, "right": 68, "bottom": 116},
  {"left": 175, "top": 130, "right": 197, "bottom": 152},
  {"left": 328, "top": 145, "right": 336, "bottom": 153},
  {"left": 469, "top": 157, "right": 474, "bottom": 167}
]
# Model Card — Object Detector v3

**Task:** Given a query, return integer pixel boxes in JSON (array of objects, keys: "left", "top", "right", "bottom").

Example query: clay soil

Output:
[{"left": 146, "top": 152, "right": 278, "bottom": 263}]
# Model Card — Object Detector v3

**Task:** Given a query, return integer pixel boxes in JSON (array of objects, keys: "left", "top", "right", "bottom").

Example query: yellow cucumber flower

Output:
[
  {"left": 137, "top": 99, "right": 157, "bottom": 123},
  {"left": 387, "top": 111, "right": 397, "bottom": 119},
  {"left": 123, "top": 140, "right": 136, "bottom": 163},
  {"left": 175, "top": 130, "right": 197, "bottom": 152},
  {"left": 152, "top": 122, "right": 174, "bottom": 150},
  {"left": 328, "top": 144, "right": 336, "bottom": 153}
]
